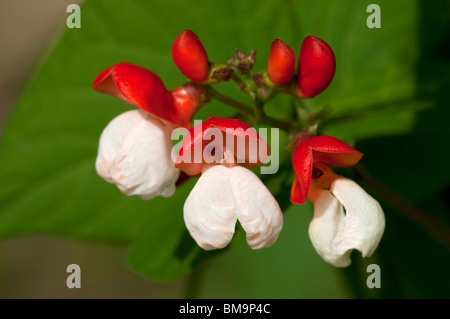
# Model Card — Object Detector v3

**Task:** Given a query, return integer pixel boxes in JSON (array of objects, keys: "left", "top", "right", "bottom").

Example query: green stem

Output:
[
  {"left": 254, "top": 98, "right": 265, "bottom": 121},
  {"left": 308, "top": 105, "right": 332, "bottom": 125},
  {"left": 209, "top": 88, "right": 302, "bottom": 132},
  {"left": 231, "top": 72, "right": 247, "bottom": 91},
  {"left": 184, "top": 263, "right": 207, "bottom": 299},
  {"left": 263, "top": 114, "right": 297, "bottom": 131},
  {"left": 255, "top": 98, "right": 298, "bottom": 131},
  {"left": 209, "top": 87, "right": 254, "bottom": 115},
  {"left": 261, "top": 88, "right": 279, "bottom": 104}
]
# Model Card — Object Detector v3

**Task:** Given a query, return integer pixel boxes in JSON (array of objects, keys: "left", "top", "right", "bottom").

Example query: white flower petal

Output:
[
  {"left": 96, "top": 110, "right": 179, "bottom": 200},
  {"left": 229, "top": 166, "right": 283, "bottom": 249},
  {"left": 309, "top": 177, "right": 385, "bottom": 267},
  {"left": 308, "top": 189, "right": 349, "bottom": 266},
  {"left": 183, "top": 165, "right": 283, "bottom": 251},
  {"left": 96, "top": 110, "right": 145, "bottom": 182},
  {"left": 159, "top": 183, "right": 176, "bottom": 198},
  {"left": 330, "top": 177, "right": 385, "bottom": 259},
  {"left": 183, "top": 165, "right": 237, "bottom": 250}
]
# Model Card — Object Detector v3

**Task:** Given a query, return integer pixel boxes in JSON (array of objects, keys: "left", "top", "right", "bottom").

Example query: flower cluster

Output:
[{"left": 93, "top": 30, "right": 385, "bottom": 267}]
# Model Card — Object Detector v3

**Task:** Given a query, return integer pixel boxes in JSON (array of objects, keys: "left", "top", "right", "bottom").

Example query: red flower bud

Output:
[
  {"left": 267, "top": 39, "right": 295, "bottom": 85},
  {"left": 297, "top": 36, "right": 336, "bottom": 98},
  {"left": 172, "top": 30, "right": 210, "bottom": 82}
]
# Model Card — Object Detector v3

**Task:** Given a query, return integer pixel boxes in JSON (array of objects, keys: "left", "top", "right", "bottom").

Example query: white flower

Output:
[
  {"left": 184, "top": 165, "right": 283, "bottom": 250},
  {"left": 95, "top": 110, "right": 180, "bottom": 200},
  {"left": 308, "top": 176, "right": 385, "bottom": 267}
]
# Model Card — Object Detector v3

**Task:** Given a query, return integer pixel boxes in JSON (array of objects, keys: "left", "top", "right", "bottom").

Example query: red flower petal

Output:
[
  {"left": 297, "top": 36, "right": 336, "bottom": 98},
  {"left": 176, "top": 116, "right": 270, "bottom": 175},
  {"left": 290, "top": 136, "right": 363, "bottom": 204},
  {"left": 93, "top": 62, "right": 192, "bottom": 128},
  {"left": 308, "top": 136, "right": 363, "bottom": 167},
  {"left": 172, "top": 30, "right": 210, "bottom": 82},
  {"left": 267, "top": 39, "right": 295, "bottom": 85},
  {"left": 291, "top": 141, "right": 313, "bottom": 204}
]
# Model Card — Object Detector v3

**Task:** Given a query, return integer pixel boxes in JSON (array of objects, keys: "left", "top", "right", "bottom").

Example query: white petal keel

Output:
[
  {"left": 184, "top": 165, "right": 283, "bottom": 250},
  {"left": 309, "top": 176, "right": 385, "bottom": 267},
  {"left": 229, "top": 166, "right": 283, "bottom": 249},
  {"left": 183, "top": 166, "right": 237, "bottom": 250}
]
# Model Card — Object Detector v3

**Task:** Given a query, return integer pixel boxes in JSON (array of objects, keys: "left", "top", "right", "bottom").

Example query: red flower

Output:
[
  {"left": 177, "top": 116, "right": 282, "bottom": 250},
  {"left": 175, "top": 116, "right": 270, "bottom": 176},
  {"left": 290, "top": 135, "right": 385, "bottom": 267},
  {"left": 290, "top": 135, "right": 363, "bottom": 204}
]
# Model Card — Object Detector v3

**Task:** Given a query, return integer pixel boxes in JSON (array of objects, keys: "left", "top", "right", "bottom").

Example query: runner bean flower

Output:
[
  {"left": 176, "top": 117, "right": 283, "bottom": 250},
  {"left": 291, "top": 135, "right": 385, "bottom": 267},
  {"left": 93, "top": 62, "right": 207, "bottom": 200}
]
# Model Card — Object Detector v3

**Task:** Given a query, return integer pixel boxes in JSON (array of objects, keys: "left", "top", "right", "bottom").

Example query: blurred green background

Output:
[{"left": 0, "top": 0, "right": 449, "bottom": 298}]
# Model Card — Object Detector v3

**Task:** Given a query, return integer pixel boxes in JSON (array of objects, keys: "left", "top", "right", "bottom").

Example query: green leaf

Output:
[{"left": 0, "top": 0, "right": 425, "bottom": 283}]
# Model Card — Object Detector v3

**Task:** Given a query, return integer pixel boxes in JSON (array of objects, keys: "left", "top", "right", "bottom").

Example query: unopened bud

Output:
[
  {"left": 267, "top": 39, "right": 295, "bottom": 85},
  {"left": 297, "top": 36, "right": 336, "bottom": 98},
  {"left": 172, "top": 30, "right": 210, "bottom": 82}
]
